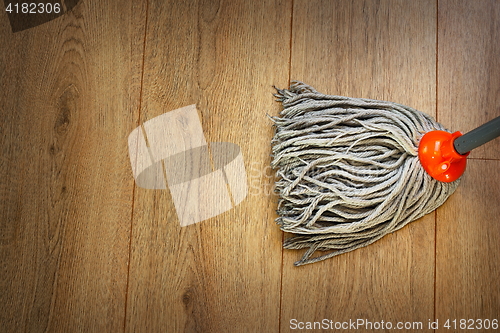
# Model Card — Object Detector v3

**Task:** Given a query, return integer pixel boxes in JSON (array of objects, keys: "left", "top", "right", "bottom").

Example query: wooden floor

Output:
[{"left": 1, "top": 0, "right": 499, "bottom": 332}]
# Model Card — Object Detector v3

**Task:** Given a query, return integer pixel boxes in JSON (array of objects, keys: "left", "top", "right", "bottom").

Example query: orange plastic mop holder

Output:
[{"left": 418, "top": 131, "right": 469, "bottom": 183}]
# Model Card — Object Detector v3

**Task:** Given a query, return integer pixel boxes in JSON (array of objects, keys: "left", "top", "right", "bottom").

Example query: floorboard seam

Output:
[
  {"left": 279, "top": 1, "right": 294, "bottom": 332},
  {"left": 123, "top": 1, "right": 150, "bottom": 332},
  {"left": 434, "top": 1, "right": 439, "bottom": 331}
]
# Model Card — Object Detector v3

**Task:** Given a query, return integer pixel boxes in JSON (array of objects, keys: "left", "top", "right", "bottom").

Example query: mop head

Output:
[{"left": 271, "top": 82, "right": 460, "bottom": 266}]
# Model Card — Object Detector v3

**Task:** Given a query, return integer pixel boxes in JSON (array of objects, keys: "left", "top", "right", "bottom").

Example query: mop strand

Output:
[{"left": 271, "top": 82, "right": 460, "bottom": 266}]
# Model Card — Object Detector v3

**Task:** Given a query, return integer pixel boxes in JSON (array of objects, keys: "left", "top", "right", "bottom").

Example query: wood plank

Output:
[
  {"left": 438, "top": 0, "right": 500, "bottom": 159},
  {"left": 437, "top": 1, "right": 500, "bottom": 328},
  {"left": 281, "top": 1, "right": 438, "bottom": 331},
  {"left": 0, "top": 2, "right": 146, "bottom": 332},
  {"left": 436, "top": 1, "right": 500, "bottom": 331},
  {"left": 436, "top": 160, "right": 500, "bottom": 329},
  {"left": 125, "top": 0, "right": 291, "bottom": 332}
]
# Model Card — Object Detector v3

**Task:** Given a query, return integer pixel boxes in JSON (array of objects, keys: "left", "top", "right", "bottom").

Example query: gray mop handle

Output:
[{"left": 453, "top": 116, "right": 500, "bottom": 155}]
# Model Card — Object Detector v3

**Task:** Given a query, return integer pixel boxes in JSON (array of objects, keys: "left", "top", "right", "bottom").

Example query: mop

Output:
[{"left": 271, "top": 81, "right": 500, "bottom": 266}]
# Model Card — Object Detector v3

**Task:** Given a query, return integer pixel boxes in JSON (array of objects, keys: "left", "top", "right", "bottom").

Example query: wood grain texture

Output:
[
  {"left": 438, "top": 0, "right": 500, "bottom": 159},
  {"left": 0, "top": 1, "right": 146, "bottom": 332},
  {"left": 436, "top": 0, "right": 500, "bottom": 329},
  {"left": 124, "top": 0, "right": 291, "bottom": 332},
  {"left": 436, "top": 160, "right": 500, "bottom": 330},
  {"left": 1, "top": 1, "right": 499, "bottom": 332},
  {"left": 281, "top": 1, "right": 438, "bottom": 331}
]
